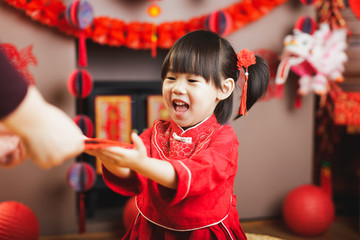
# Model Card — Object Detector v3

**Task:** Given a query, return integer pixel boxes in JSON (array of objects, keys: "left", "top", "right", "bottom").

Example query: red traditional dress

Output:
[{"left": 103, "top": 114, "right": 247, "bottom": 240}]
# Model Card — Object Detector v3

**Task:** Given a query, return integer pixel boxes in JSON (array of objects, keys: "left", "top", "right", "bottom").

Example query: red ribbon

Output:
[{"left": 85, "top": 138, "right": 133, "bottom": 150}]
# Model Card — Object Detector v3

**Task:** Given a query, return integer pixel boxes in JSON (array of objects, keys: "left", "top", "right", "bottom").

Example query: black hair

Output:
[{"left": 161, "top": 30, "right": 269, "bottom": 124}]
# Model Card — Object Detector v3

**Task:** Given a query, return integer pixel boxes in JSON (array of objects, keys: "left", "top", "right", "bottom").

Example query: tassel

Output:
[
  {"left": 295, "top": 94, "right": 302, "bottom": 108},
  {"left": 320, "top": 161, "right": 332, "bottom": 198},
  {"left": 78, "top": 192, "right": 85, "bottom": 234},
  {"left": 236, "top": 49, "right": 256, "bottom": 116},
  {"left": 78, "top": 31, "right": 87, "bottom": 67},
  {"left": 276, "top": 84, "right": 284, "bottom": 98},
  {"left": 238, "top": 74, "right": 248, "bottom": 115}
]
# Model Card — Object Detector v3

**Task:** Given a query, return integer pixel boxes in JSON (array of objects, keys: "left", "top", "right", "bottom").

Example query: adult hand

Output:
[
  {"left": 3, "top": 86, "right": 85, "bottom": 169},
  {"left": 0, "top": 123, "right": 27, "bottom": 168}
]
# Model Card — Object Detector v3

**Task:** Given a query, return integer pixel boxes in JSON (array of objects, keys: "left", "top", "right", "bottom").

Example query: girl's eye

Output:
[
  {"left": 166, "top": 77, "right": 176, "bottom": 81},
  {"left": 188, "top": 79, "right": 198, "bottom": 83}
]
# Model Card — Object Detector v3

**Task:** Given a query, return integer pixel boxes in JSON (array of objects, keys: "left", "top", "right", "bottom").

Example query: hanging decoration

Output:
[
  {"left": 66, "top": 162, "right": 97, "bottom": 234},
  {"left": 314, "top": 90, "right": 339, "bottom": 199},
  {"left": 328, "top": 81, "right": 360, "bottom": 126},
  {"left": 275, "top": 0, "right": 348, "bottom": 108},
  {"left": 63, "top": 0, "right": 95, "bottom": 234},
  {"left": 73, "top": 115, "right": 94, "bottom": 138},
  {"left": 320, "top": 161, "right": 332, "bottom": 197},
  {"left": 65, "top": 0, "right": 94, "bottom": 67},
  {"left": 205, "top": 10, "right": 233, "bottom": 37},
  {"left": 67, "top": 162, "right": 97, "bottom": 193},
  {"left": 316, "top": 0, "right": 347, "bottom": 29},
  {"left": 300, "top": 0, "right": 317, "bottom": 4},
  {"left": 4, "top": 0, "right": 288, "bottom": 49},
  {"left": 147, "top": 0, "right": 161, "bottom": 58},
  {"left": 67, "top": 68, "right": 93, "bottom": 98}
]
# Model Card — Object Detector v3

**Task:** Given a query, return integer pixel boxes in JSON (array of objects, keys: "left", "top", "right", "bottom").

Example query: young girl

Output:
[{"left": 86, "top": 30, "right": 269, "bottom": 239}]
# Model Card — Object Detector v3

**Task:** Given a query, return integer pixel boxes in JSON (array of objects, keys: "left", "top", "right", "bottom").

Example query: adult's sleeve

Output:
[{"left": 0, "top": 48, "right": 28, "bottom": 120}]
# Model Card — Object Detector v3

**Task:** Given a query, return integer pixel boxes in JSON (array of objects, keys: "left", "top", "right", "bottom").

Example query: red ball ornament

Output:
[
  {"left": 0, "top": 201, "right": 39, "bottom": 240},
  {"left": 205, "top": 10, "right": 233, "bottom": 36},
  {"left": 122, "top": 197, "right": 138, "bottom": 230},
  {"left": 283, "top": 184, "right": 335, "bottom": 237},
  {"left": 300, "top": 0, "right": 317, "bottom": 5},
  {"left": 65, "top": 0, "right": 94, "bottom": 67},
  {"left": 65, "top": 0, "right": 94, "bottom": 30},
  {"left": 66, "top": 162, "right": 97, "bottom": 192},
  {"left": 73, "top": 114, "right": 94, "bottom": 138},
  {"left": 67, "top": 69, "right": 93, "bottom": 98},
  {"left": 349, "top": 0, "right": 360, "bottom": 20},
  {"left": 294, "top": 16, "right": 317, "bottom": 35}
]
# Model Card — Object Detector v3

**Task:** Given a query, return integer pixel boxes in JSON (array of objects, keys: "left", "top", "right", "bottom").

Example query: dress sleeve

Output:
[
  {"left": 0, "top": 48, "right": 28, "bottom": 120},
  {"left": 101, "top": 127, "right": 154, "bottom": 196},
  {"left": 168, "top": 126, "right": 239, "bottom": 204},
  {"left": 102, "top": 166, "right": 145, "bottom": 196}
]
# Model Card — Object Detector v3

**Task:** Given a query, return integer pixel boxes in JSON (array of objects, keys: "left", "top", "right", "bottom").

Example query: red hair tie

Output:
[{"left": 236, "top": 49, "right": 256, "bottom": 115}]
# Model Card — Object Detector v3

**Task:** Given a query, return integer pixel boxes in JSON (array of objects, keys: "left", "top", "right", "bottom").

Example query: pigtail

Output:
[{"left": 235, "top": 55, "right": 270, "bottom": 119}]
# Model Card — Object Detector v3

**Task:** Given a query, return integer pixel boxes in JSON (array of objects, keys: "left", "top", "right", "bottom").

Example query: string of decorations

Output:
[
  {"left": 64, "top": 0, "right": 96, "bottom": 234},
  {"left": 4, "top": 0, "right": 288, "bottom": 50}
]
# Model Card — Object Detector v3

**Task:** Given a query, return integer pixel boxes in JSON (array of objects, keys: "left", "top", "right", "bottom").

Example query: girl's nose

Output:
[{"left": 172, "top": 80, "right": 186, "bottom": 94}]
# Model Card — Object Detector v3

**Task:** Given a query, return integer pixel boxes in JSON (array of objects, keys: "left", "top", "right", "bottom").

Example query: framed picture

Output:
[
  {"left": 94, "top": 95, "right": 132, "bottom": 174},
  {"left": 81, "top": 81, "right": 163, "bottom": 174},
  {"left": 147, "top": 95, "right": 170, "bottom": 127},
  {"left": 95, "top": 95, "right": 132, "bottom": 143}
]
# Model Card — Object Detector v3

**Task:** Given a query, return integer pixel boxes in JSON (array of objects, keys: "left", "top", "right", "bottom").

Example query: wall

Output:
[{"left": 0, "top": 0, "right": 315, "bottom": 236}]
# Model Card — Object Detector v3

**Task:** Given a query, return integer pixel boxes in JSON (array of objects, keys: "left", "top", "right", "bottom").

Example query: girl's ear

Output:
[{"left": 217, "top": 78, "right": 235, "bottom": 100}]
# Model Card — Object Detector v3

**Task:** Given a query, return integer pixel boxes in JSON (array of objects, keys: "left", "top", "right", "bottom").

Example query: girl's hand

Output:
[
  {"left": 104, "top": 132, "right": 148, "bottom": 170},
  {"left": 85, "top": 149, "right": 131, "bottom": 178},
  {"left": 86, "top": 132, "right": 148, "bottom": 170},
  {"left": 86, "top": 133, "right": 178, "bottom": 189}
]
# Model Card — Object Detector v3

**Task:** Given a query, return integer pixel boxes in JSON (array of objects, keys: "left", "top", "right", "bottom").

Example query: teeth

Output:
[{"left": 174, "top": 101, "right": 186, "bottom": 105}]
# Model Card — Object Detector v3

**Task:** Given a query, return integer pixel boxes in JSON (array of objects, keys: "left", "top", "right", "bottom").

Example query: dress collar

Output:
[{"left": 170, "top": 114, "right": 219, "bottom": 140}]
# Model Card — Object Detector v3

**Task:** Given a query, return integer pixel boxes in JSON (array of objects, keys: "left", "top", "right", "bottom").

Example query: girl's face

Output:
[{"left": 162, "top": 71, "right": 221, "bottom": 128}]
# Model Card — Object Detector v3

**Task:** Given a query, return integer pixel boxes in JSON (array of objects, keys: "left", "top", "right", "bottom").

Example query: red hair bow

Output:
[{"left": 237, "top": 49, "right": 256, "bottom": 115}]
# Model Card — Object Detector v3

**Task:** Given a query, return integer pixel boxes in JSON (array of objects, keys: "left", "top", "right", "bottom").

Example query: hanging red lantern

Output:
[
  {"left": 67, "top": 69, "right": 93, "bottom": 98},
  {"left": 73, "top": 114, "right": 94, "bottom": 138},
  {"left": 65, "top": 0, "right": 94, "bottom": 67},
  {"left": 205, "top": 10, "right": 233, "bottom": 36},
  {"left": 66, "top": 162, "right": 97, "bottom": 234},
  {"left": 67, "top": 162, "right": 97, "bottom": 192}
]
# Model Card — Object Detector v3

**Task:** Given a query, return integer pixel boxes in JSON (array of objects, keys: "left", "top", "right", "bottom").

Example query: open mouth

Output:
[{"left": 173, "top": 100, "right": 189, "bottom": 112}]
